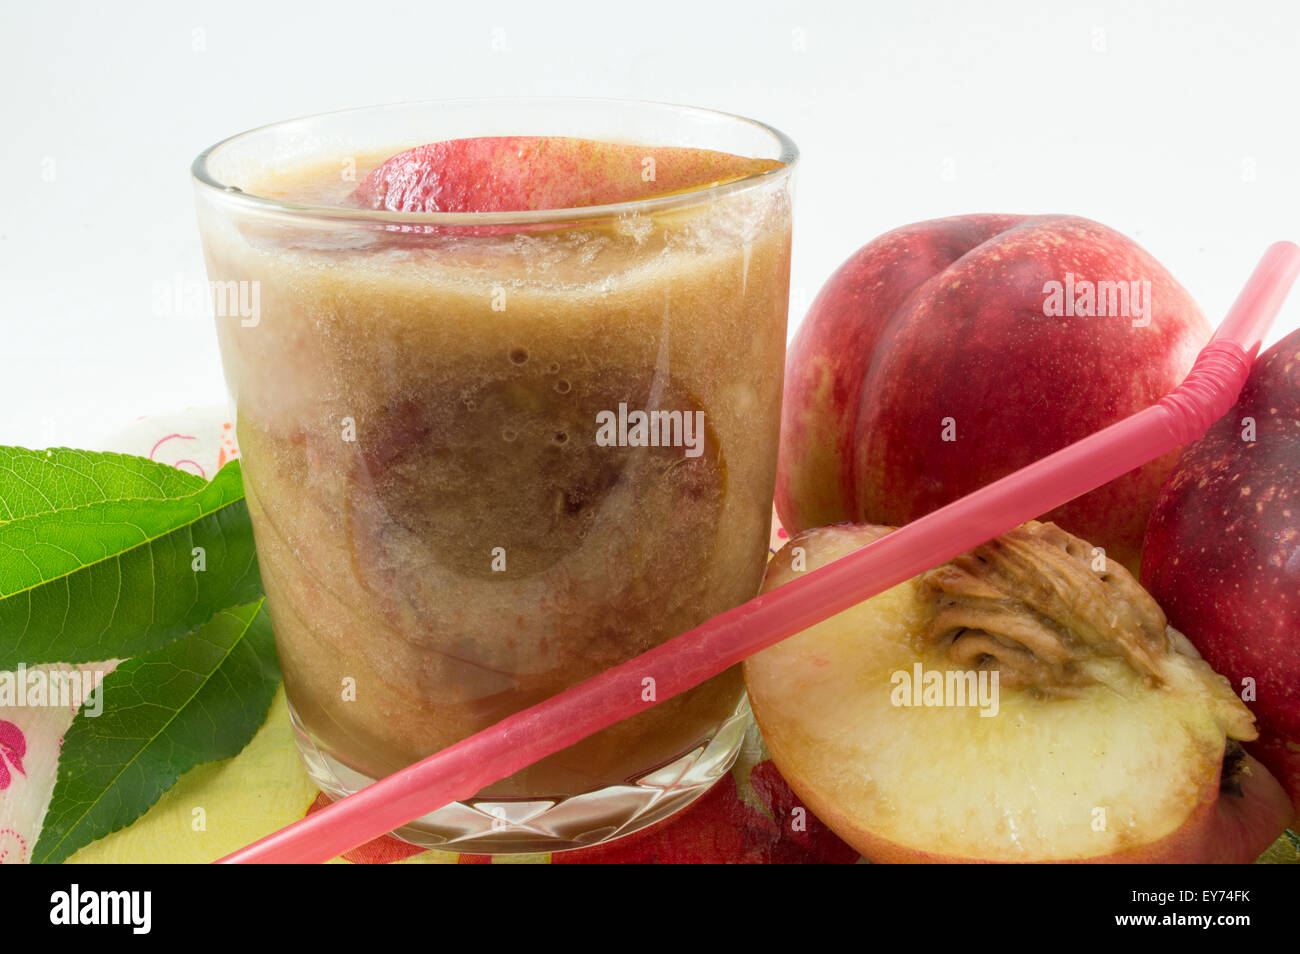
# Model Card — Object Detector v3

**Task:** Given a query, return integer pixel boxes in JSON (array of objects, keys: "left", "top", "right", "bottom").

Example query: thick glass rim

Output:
[{"left": 191, "top": 97, "right": 799, "bottom": 227}]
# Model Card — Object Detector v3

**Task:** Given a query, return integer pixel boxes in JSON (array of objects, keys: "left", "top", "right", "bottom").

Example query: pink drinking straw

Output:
[{"left": 220, "top": 241, "right": 1300, "bottom": 864}]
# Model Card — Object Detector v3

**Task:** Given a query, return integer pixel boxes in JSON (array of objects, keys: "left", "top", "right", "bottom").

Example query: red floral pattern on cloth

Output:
[
  {"left": 0, "top": 721, "right": 26, "bottom": 790},
  {"left": 0, "top": 670, "right": 108, "bottom": 864},
  {"left": 0, "top": 827, "right": 28, "bottom": 865}
]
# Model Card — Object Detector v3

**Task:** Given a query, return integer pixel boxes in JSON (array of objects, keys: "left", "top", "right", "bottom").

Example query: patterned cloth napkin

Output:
[{"left": 0, "top": 408, "right": 860, "bottom": 864}]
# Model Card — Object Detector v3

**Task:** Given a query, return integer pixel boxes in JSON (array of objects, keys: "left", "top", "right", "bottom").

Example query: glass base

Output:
[{"left": 289, "top": 696, "right": 752, "bottom": 855}]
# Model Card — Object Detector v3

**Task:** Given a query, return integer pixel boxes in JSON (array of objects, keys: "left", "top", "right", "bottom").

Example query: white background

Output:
[{"left": 2, "top": 0, "right": 1298, "bottom": 449}]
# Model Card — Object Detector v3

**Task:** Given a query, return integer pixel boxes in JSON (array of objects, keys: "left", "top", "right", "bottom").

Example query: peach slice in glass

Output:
[{"left": 350, "top": 136, "right": 782, "bottom": 213}]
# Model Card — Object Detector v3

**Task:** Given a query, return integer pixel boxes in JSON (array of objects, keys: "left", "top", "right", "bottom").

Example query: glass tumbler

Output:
[{"left": 192, "top": 98, "right": 796, "bottom": 852}]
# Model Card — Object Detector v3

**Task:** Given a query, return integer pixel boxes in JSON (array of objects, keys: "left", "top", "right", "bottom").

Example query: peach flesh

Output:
[{"left": 745, "top": 523, "right": 1292, "bottom": 863}]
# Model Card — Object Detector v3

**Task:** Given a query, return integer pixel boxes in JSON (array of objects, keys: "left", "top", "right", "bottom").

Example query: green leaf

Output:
[
  {"left": 0, "top": 458, "right": 260, "bottom": 669},
  {"left": 0, "top": 446, "right": 205, "bottom": 524},
  {"left": 1256, "top": 829, "right": 1300, "bottom": 864},
  {"left": 32, "top": 598, "right": 280, "bottom": 864}
]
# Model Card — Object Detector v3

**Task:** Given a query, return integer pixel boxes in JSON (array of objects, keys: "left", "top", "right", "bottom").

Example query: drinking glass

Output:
[{"left": 192, "top": 98, "right": 796, "bottom": 852}]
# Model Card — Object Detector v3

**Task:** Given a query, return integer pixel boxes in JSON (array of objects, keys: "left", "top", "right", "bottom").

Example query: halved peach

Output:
[{"left": 744, "top": 522, "right": 1293, "bottom": 863}]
